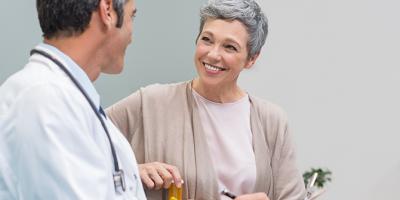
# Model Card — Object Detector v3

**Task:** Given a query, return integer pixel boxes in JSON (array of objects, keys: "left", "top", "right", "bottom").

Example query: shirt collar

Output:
[{"left": 36, "top": 43, "right": 101, "bottom": 109}]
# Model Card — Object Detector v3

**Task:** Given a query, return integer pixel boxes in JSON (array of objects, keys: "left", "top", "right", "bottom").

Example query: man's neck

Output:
[{"left": 44, "top": 36, "right": 102, "bottom": 82}]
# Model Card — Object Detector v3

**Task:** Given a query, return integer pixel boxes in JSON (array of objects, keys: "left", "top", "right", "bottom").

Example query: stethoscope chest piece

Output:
[{"left": 114, "top": 169, "right": 126, "bottom": 192}]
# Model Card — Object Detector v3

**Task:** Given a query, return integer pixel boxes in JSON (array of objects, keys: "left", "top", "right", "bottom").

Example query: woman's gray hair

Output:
[{"left": 198, "top": 0, "right": 268, "bottom": 58}]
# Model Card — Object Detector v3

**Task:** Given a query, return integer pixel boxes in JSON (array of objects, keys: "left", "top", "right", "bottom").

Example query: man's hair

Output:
[
  {"left": 198, "top": 0, "right": 268, "bottom": 58},
  {"left": 36, "top": 0, "right": 128, "bottom": 39}
]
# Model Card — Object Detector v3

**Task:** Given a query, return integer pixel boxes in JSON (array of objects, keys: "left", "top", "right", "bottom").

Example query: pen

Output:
[
  {"left": 308, "top": 172, "right": 318, "bottom": 189},
  {"left": 221, "top": 188, "right": 237, "bottom": 199},
  {"left": 304, "top": 172, "right": 318, "bottom": 200}
]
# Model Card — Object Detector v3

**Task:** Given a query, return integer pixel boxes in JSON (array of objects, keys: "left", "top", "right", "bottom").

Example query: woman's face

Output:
[{"left": 194, "top": 18, "right": 257, "bottom": 88}]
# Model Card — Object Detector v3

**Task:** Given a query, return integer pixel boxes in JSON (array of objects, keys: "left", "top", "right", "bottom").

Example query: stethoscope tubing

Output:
[{"left": 30, "top": 49, "right": 124, "bottom": 191}]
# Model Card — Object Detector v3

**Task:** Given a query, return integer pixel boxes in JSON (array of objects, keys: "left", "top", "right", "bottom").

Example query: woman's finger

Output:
[
  {"left": 139, "top": 170, "right": 155, "bottom": 189},
  {"left": 147, "top": 167, "right": 164, "bottom": 190},
  {"left": 138, "top": 162, "right": 183, "bottom": 190},
  {"left": 164, "top": 164, "right": 183, "bottom": 188},
  {"left": 155, "top": 164, "right": 174, "bottom": 189}
]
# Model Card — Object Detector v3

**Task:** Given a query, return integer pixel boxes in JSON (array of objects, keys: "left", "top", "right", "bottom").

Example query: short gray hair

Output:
[{"left": 198, "top": 0, "right": 268, "bottom": 58}]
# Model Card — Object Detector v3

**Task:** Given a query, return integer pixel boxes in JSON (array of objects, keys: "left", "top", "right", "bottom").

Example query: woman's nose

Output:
[{"left": 207, "top": 46, "right": 222, "bottom": 61}]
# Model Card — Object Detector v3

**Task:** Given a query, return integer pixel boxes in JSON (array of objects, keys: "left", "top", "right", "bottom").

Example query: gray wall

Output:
[
  {"left": 240, "top": 0, "right": 400, "bottom": 199},
  {"left": 95, "top": 0, "right": 204, "bottom": 106},
  {"left": 1, "top": 0, "right": 399, "bottom": 200},
  {"left": 0, "top": 0, "right": 204, "bottom": 106},
  {"left": 0, "top": 1, "right": 42, "bottom": 84}
]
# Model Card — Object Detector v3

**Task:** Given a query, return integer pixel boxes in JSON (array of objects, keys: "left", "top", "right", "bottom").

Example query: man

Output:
[{"left": 0, "top": 0, "right": 146, "bottom": 199}]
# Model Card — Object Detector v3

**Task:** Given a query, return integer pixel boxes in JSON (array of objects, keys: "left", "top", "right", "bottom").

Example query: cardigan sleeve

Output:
[
  {"left": 253, "top": 97, "right": 306, "bottom": 200},
  {"left": 272, "top": 123, "right": 306, "bottom": 200},
  {"left": 106, "top": 90, "right": 143, "bottom": 150}
]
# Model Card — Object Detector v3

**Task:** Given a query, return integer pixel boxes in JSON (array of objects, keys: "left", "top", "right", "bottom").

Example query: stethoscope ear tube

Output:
[{"left": 30, "top": 49, "right": 126, "bottom": 192}]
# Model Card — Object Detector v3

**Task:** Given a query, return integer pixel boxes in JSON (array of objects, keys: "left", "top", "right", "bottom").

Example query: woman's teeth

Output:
[{"left": 205, "top": 63, "right": 225, "bottom": 71}]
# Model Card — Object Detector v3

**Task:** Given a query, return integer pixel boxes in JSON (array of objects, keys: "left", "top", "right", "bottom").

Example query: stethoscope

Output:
[{"left": 30, "top": 49, "right": 126, "bottom": 192}]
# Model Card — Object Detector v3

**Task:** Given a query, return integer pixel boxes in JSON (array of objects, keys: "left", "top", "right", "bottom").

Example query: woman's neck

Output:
[{"left": 192, "top": 78, "right": 246, "bottom": 103}]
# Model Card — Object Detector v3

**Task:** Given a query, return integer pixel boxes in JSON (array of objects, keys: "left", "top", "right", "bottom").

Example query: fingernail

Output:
[{"left": 177, "top": 180, "right": 184, "bottom": 188}]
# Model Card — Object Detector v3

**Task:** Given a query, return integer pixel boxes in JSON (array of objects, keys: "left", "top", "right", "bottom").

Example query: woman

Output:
[{"left": 107, "top": 0, "right": 306, "bottom": 199}]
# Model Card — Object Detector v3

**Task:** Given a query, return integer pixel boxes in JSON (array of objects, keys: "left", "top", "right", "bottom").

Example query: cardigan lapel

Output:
[
  {"left": 249, "top": 96, "right": 274, "bottom": 197},
  {"left": 184, "top": 83, "right": 273, "bottom": 199},
  {"left": 185, "top": 82, "right": 221, "bottom": 200}
]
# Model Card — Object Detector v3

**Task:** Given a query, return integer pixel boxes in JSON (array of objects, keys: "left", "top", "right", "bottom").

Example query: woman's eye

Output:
[
  {"left": 201, "top": 36, "right": 211, "bottom": 42},
  {"left": 225, "top": 45, "right": 238, "bottom": 52}
]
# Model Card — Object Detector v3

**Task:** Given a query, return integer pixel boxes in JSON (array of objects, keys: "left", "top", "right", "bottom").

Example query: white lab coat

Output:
[{"left": 0, "top": 44, "right": 146, "bottom": 200}]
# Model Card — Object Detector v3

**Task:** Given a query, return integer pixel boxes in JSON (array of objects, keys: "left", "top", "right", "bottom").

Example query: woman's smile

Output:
[{"left": 203, "top": 62, "right": 227, "bottom": 74}]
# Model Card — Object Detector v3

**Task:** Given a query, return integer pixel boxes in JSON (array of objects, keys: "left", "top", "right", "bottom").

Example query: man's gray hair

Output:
[
  {"left": 198, "top": 0, "right": 268, "bottom": 58},
  {"left": 37, "top": 0, "right": 128, "bottom": 39},
  {"left": 114, "top": 0, "right": 128, "bottom": 28}
]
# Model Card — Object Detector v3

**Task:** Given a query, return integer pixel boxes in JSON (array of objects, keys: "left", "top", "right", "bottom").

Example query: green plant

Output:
[{"left": 303, "top": 168, "right": 332, "bottom": 188}]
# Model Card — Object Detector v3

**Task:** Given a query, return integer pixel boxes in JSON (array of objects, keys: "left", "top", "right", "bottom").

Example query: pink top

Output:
[{"left": 192, "top": 90, "right": 256, "bottom": 199}]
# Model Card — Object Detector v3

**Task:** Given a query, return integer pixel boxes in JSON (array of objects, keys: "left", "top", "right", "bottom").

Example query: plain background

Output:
[{"left": 1, "top": 0, "right": 399, "bottom": 199}]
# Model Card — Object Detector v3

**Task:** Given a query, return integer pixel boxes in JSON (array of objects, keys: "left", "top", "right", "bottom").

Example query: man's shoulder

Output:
[
  {"left": 2, "top": 59, "right": 66, "bottom": 90},
  {"left": 0, "top": 63, "right": 82, "bottom": 113}
]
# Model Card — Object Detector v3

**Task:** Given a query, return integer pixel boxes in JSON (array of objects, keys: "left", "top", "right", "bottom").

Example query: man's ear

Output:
[
  {"left": 244, "top": 53, "right": 260, "bottom": 69},
  {"left": 98, "top": 0, "right": 114, "bottom": 28}
]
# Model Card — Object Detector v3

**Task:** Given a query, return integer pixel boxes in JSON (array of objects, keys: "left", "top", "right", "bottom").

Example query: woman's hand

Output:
[
  {"left": 235, "top": 192, "right": 270, "bottom": 200},
  {"left": 138, "top": 162, "right": 183, "bottom": 190}
]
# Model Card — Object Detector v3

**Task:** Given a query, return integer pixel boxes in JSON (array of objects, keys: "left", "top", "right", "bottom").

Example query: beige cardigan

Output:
[{"left": 106, "top": 81, "right": 305, "bottom": 200}]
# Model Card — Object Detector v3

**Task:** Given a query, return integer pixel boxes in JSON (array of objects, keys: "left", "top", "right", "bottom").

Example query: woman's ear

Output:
[
  {"left": 244, "top": 53, "right": 260, "bottom": 69},
  {"left": 98, "top": 0, "right": 114, "bottom": 28}
]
